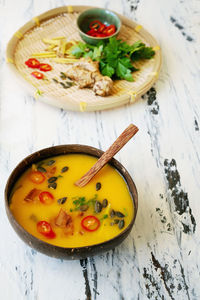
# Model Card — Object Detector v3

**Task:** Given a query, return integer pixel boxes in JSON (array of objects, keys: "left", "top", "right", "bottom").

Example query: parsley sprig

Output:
[
  {"left": 70, "top": 37, "right": 155, "bottom": 82},
  {"left": 71, "top": 195, "right": 97, "bottom": 211}
]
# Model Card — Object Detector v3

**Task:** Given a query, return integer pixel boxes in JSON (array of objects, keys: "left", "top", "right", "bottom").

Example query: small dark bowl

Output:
[
  {"left": 77, "top": 8, "right": 121, "bottom": 45},
  {"left": 5, "top": 145, "right": 138, "bottom": 260}
]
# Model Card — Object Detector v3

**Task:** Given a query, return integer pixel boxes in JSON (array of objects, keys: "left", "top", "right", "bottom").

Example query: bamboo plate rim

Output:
[{"left": 6, "top": 5, "right": 162, "bottom": 112}]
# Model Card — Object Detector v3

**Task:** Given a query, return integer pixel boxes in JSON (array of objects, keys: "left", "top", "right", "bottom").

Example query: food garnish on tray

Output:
[
  {"left": 24, "top": 36, "right": 155, "bottom": 96},
  {"left": 6, "top": 6, "right": 161, "bottom": 111}
]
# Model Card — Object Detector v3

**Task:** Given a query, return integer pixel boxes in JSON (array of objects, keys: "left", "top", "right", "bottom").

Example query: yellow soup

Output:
[{"left": 10, "top": 154, "right": 134, "bottom": 247}]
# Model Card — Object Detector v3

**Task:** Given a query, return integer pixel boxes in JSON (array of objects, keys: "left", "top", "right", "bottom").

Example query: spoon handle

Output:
[{"left": 75, "top": 124, "right": 139, "bottom": 187}]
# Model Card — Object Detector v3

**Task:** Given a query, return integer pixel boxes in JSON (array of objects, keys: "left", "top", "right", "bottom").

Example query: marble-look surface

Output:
[{"left": 0, "top": 0, "right": 200, "bottom": 299}]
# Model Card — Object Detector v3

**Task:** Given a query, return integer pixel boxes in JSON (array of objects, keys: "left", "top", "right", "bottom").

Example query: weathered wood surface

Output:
[{"left": 0, "top": 0, "right": 199, "bottom": 299}]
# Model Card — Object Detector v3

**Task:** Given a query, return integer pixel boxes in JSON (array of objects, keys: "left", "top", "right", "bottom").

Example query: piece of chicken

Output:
[{"left": 66, "top": 58, "right": 113, "bottom": 96}]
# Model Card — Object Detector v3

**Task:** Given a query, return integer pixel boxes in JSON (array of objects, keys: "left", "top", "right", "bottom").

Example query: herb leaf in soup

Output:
[{"left": 72, "top": 195, "right": 97, "bottom": 211}]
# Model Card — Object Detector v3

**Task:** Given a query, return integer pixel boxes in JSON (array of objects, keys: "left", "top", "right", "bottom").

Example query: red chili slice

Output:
[
  {"left": 89, "top": 20, "right": 103, "bottom": 30},
  {"left": 98, "top": 23, "right": 107, "bottom": 33},
  {"left": 25, "top": 58, "right": 40, "bottom": 69},
  {"left": 37, "top": 221, "right": 56, "bottom": 239},
  {"left": 81, "top": 215, "right": 100, "bottom": 232},
  {"left": 39, "top": 63, "right": 52, "bottom": 72},
  {"left": 103, "top": 24, "right": 116, "bottom": 36},
  {"left": 31, "top": 71, "right": 44, "bottom": 79},
  {"left": 29, "top": 171, "right": 45, "bottom": 184},
  {"left": 93, "top": 33, "right": 107, "bottom": 37},
  {"left": 39, "top": 191, "right": 54, "bottom": 205},
  {"left": 86, "top": 20, "right": 116, "bottom": 38},
  {"left": 86, "top": 29, "right": 96, "bottom": 35}
]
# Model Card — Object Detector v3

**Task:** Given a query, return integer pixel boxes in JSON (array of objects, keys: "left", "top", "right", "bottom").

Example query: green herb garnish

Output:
[
  {"left": 70, "top": 37, "right": 155, "bottom": 81},
  {"left": 123, "top": 208, "right": 128, "bottom": 217},
  {"left": 71, "top": 194, "right": 97, "bottom": 211},
  {"left": 100, "top": 214, "right": 108, "bottom": 221}
]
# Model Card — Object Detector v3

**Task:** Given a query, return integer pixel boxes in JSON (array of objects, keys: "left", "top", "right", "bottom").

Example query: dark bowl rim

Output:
[
  {"left": 76, "top": 7, "right": 122, "bottom": 40},
  {"left": 4, "top": 144, "right": 138, "bottom": 252}
]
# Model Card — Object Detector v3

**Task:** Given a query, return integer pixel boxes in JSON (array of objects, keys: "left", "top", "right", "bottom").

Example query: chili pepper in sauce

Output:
[
  {"left": 81, "top": 215, "right": 100, "bottom": 232},
  {"left": 37, "top": 221, "right": 56, "bottom": 238},
  {"left": 25, "top": 58, "right": 40, "bottom": 69},
  {"left": 29, "top": 171, "right": 45, "bottom": 184},
  {"left": 31, "top": 71, "right": 44, "bottom": 80},
  {"left": 39, "top": 191, "right": 54, "bottom": 205}
]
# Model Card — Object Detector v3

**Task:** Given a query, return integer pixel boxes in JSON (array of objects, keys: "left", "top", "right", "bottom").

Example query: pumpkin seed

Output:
[
  {"left": 79, "top": 204, "right": 89, "bottom": 212},
  {"left": 60, "top": 82, "right": 71, "bottom": 89},
  {"left": 60, "top": 72, "right": 67, "bottom": 80},
  {"left": 65, "top": 81, "right": 74, "bottom": 87},
  {"left": 96, "top": 182, "right": 101, "bottom": 191},
  {"left": 102, "top": 198, "right": 108, "bottom": 208},
  {"left": 48, "top": 176, "right": 57, "bottom": 183},
  {"left": 37, "top": 166, "right": 47, "bottom": 173},
  {"left": 114, "top": 219, "right": 120, "bottom": 224},
  {"left": 46, "top": 159, "right": 55, "bottom": 166},
  {"left": 94, "top": 201, "right": 102, "bottom": 213},
  {"left": 48, "top": 182, "right": 57, "bottom": 189},
  {"left": 115, "top": 211, "right": 125, "bottom": 218},
  {"left": 57, "top": 197, "right": 67, "bottom": 205},
  {"left": 61, "top": 166, "right": 69, "bottom": 173},
  {"left": 118, "top": 219, "right": 125, "bottom": 230},
  {"left": 110, "top": 209, "right": 115, "bottom": 218},
  {"left": 52, "top": 78, "right": 59, "bottom": 83}
]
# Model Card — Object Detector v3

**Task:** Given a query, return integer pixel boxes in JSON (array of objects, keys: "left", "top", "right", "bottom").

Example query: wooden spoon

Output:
[{"left": 75, "top": 124, "right": 139, "bottom": 187}]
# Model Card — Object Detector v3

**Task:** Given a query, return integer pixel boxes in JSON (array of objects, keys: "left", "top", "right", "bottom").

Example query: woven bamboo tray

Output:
[{"left": 6, "top": 6, "right": 161, "bottom": 112}]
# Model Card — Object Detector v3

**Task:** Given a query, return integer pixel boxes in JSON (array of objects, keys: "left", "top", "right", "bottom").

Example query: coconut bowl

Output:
[{"left": 5, "top": 144, "right": 138, "bottom": 260}]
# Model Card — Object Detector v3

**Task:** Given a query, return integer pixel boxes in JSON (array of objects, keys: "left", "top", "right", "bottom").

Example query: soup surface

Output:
[{"left": 10, "top": 154, "right": 134, "bottom": 247}]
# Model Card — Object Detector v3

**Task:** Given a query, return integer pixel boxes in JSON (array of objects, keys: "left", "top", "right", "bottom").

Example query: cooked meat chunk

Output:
[
  {"left": 55, "top": 208, "right": 72, "bottom": 228},
  {"left": 93, "top": 76, "right": 113, "bottom": 96},
  {"left": 72, "top": 59, "right": 99, "bottom": 72},
  {"left": 24, "top": 188, "right": 41, "bottom": 202},
  {"left": 66, "top": 58, "right": 113, "bottom": 96},
  {"left": 67, "top": 68, "right": 94, "bottom": 88}
]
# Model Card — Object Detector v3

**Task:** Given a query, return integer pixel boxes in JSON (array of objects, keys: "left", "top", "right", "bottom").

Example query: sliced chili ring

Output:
[
  {"left": 29, "top": 171, "right": 45, "bottom": 184},
  {"left": 37, "top": 221, "right": 56, "bottom": 239},
  {"left": 98, "top": 23, "right": 107, "bottom": 33},
  {"left": 39, "top": 191, "right": 54, "bottom": 205},
  {"left": 103, "top": 24, "right": 116, "bottom": 36},
  {"left": 81, "top": 215, "right": 100, "bottom": 232},
  {"left": 89, "top": 20, "right": 103, "bottom": 30},
  {"left": 25, "top": 58, "right": 40, "bottom": 69},
  {"left": 39, "top": 63, "right": 52, "bottom": 72},
  {"left": 31, "top": 71, "right": 44, "bottom": 80},
  {"left": 94, "top": 33, "right": 107, "bottom": 37},
  {"left": 86, "top": 29, "right": 96, "bottom": 35}
]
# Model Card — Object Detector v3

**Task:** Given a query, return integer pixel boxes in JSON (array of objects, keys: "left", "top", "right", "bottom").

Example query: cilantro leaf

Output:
[
  {"left": 70, "top": 42, "right": 87, "bottom": 58},
  {"left": 101, "top": 64, "right": 115, "bottom": 77},
  {"left": 69, "top": 37, "right": 155, "bottom": 81},
  {"left": 116, "top": 61, "right": 134, "bottom": 81},
  {"left": 92, "top": 44, "right": 104, "bottom": 61},
  {"left": 130, "top": 41, "right": 155, "bottom": 61}
]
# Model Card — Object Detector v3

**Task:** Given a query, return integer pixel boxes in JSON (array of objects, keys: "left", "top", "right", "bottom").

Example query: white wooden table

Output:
[{"left": 1, "top": 0, "right": 200, "bottom": 299}]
